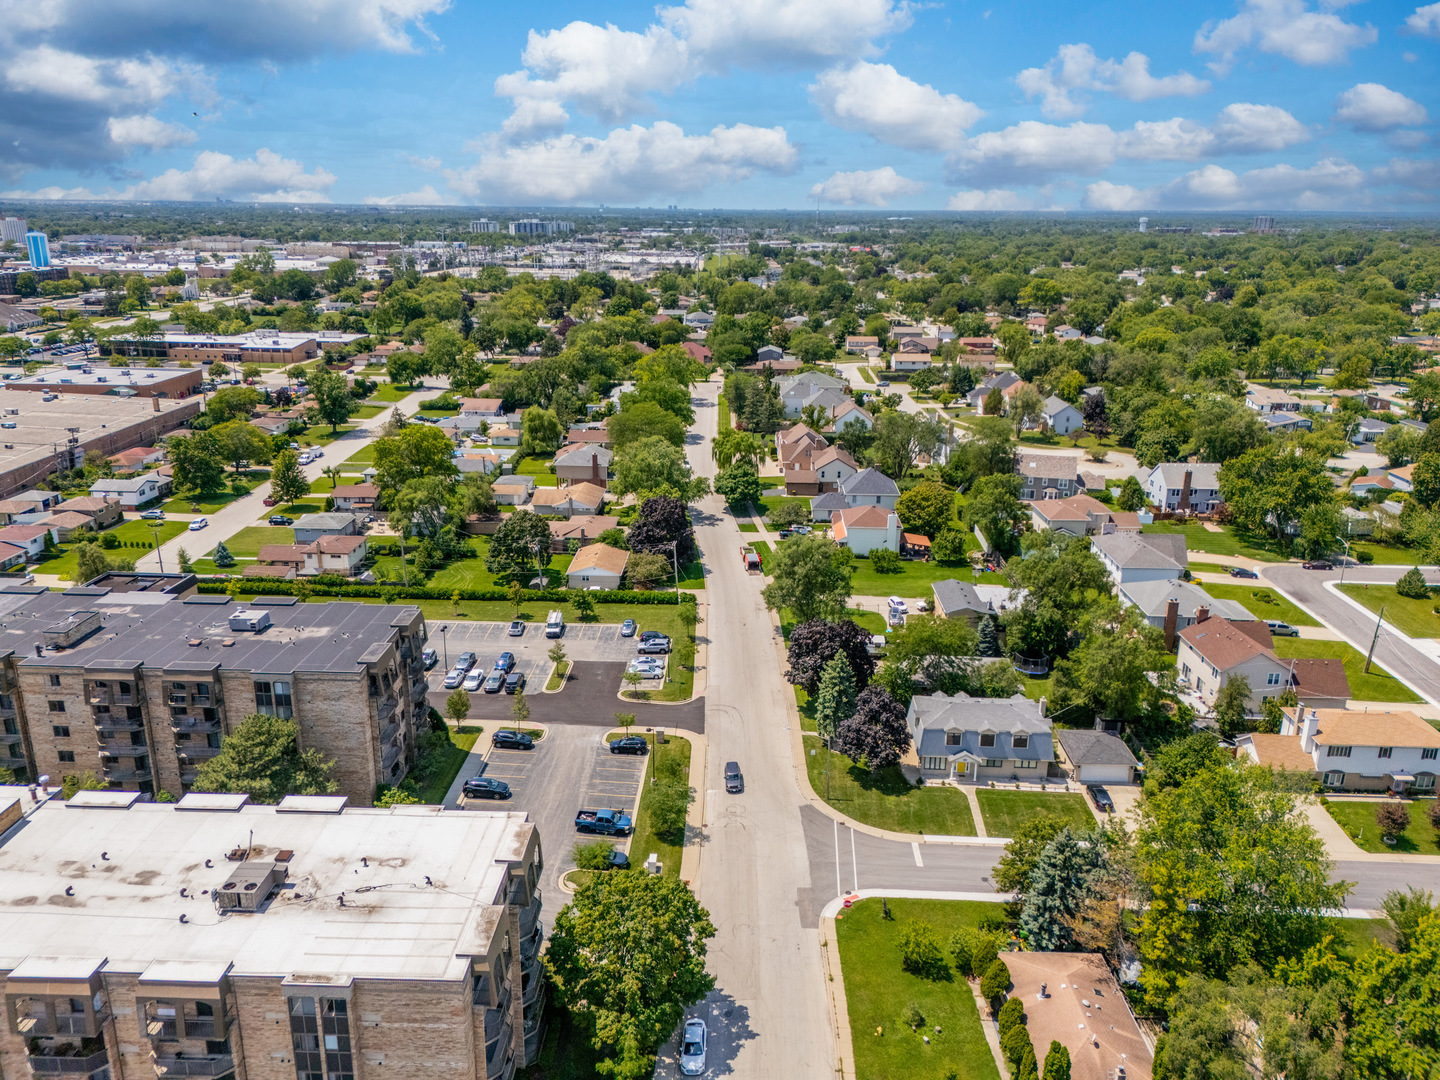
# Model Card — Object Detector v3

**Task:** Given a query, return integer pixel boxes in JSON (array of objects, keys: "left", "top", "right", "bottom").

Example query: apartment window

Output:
[
  {"left": 254, "top": 681, "right": 293, "bottom": 719},
  {"left": 48, "top": 674, "right": 61, "bottom": 687},
  {"left": 1323, "top": 771, "right": 1345, "bottom": 786},
  {"left": 289, "top": 997, "right": 323, "bottom": 1080},
  {"left": 52, "top": 725, "right": 69, "bottom": 738},
  {"left": 1378, "top": 747, "right": 1393, "bottom": 759},
  {"left": 945, "top": 732, "right": 963, "bottom": 746},
  {"left": 48, "top": 700, "right": 65, "bottom": 713},
  {"left": 1424, "top": 748, "right": 1439, "bottom": 761},
  {"left": 58, "top": 750, "right": 75, "bottom": 763},
  {"left": 1327, "top": 745, "right": 1352, "bottom": 758},
  {"left": 1013, "top": 735, "right": 1029, "bottom": 750},
  {"left": 979, "top": 733, "right": 996, "bottom": 748}
]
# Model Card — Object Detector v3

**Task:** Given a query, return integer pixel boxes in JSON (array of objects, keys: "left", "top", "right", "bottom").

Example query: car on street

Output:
[
  {"left": 268, "top": 515, "right": 293, "bottom": 526},
  {"left": 187, "top": 518, "right": 208, "bottom": 531},
  {"left": 421, "top": 647, "right": 438, "bottom": 669},
  {"left": 462, "top": 668, "right": 486, "bottom": 692},
  {"left": 442, "top": 666, "right": 468, "bottom": 689},
  {"left": 494, "top": 651, "right": 516, "bottom": 672},
  {"left": 1266, "top": 621, "right": 1299, "bottom": 637},
  {"left": 1228, "top": 566, "right": 1258, "bottom": 579},
  {"left": 638, "top": 636, "right": 671, "bottom": 655},
  {"left": 680, "top": 1018, "right": 707, "bottom": 1076},
  {"left": 463, "top": 776, "right": 512, "bottom": 800},
  {"left": 492, "top": 730, "right": 534, "bottom": 750},
  {"left": 609, "top": 735, "right": 649, "bottom": 755},
  {"left": 1087, "top": 784, "right": 1115, "bottom": 813},
  {"left": 1302, "top": 560, "right": 1333, "bottom": 570},
  {"left": 262, "top": 497, "right": 277, "bottom": 506},
  {"left": 456, "top": 651, "right": 478, "bottom": 672},
  {"left": 725, "top": 761, "right": 744, "bottom": 794},
  {"left": 508, "top": 620, "right": 525, "bottom": 637},
  {"left": 620, "top": 619, "right": 637, "bottom": 637},
  {"left": 483, "top": 671, "right": 505, "bottom": 693},
  {"left": 505, "top": 671, "right": 526, "bottom": 694},
  {"left": 139, "top": 510, "right": 165, "bottom": 520}
]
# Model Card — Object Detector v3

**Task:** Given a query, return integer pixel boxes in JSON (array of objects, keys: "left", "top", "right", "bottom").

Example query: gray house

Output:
[
  {"left": 931, "top": 579, "right": 998, "bottom": 625},
  {"left": 907, "top": 692, "right": 1055, "bottom": 782},
  {"left": 293, "top": 512, "right": 359, "bottom": 544}
]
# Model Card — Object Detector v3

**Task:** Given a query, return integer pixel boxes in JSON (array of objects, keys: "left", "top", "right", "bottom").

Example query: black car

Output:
[
  {"left": 505, "top": 671, "right": 526, "bottom": 694},
  {"left": 724, "top": 761, "right": 744, "bottom": 794},
  {"left": 463, "top": 777, "right": 512, "bottom": 800},
  {"left": 1228, "top": 566, "right": 1258, "bottom": 579},
  {"left": 268, "top": 514, "right": 293, "bottom": 526},
  {"left": 606, "top": 849, "right": 631, "bottom": 871},
  {"left": 456, "top": 651, "right": 478, "bottom": 672},
  {"left": 638, "top": 630, "right": 667, "bottom": 642},
  {"left": 1087, "top": 784, "right": 1115, "bottom": 813},
  {"left": 492, "top": 730, "right": 534, "bottom": 750},
  {"left": 494, "top": 651, "right": 516, "bottom": 672},
  {"left": 610, "top": 735, "right": 649, "bottom": 755},
  {"left": 1303, "top": 560, "right": 1334, "bottom": 570},
  {"left": 638, "top": 637, "right": 672, "bottom": 655}
]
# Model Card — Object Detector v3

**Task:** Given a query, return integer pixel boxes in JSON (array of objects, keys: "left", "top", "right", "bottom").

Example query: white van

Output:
[{"left": 544, "top": 610, "right": 565, "bottom": 638}]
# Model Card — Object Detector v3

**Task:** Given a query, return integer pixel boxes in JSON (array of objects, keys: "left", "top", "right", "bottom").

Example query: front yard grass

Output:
[
  {"left": 1338, "top": 583, "right": 1440, "bottom": 639},
  {"left": 1325, "top": 798, "right": 1440, "bottom": 854},
  {"left": 974, "top": 789, "right": 1094, "bottom": 838},
  {"left": 836, "top": 898, "right": 1004, "bottom": 1080},
  {"left": 717, "top": 394, "right": 731, "bottom": 430},
  {"left": 42, "top": 519, "right": 189, "bottom": 582},
  {"left": 191, "top": 525, "right": 295, "bottom": 574},
  {"left": 757, "top": 494, "right": 812, "bottom": 521},
  {"left": 371, "top": 381, "right": 417, "bottom": 402},
  {"left": 1270, "top": 637, "right": 1422, "bottom": 703},
  {"left": 849, "top": 555, "right": 974, "bottom": 599},
  {"left": 1349, "top": 541, "right": 1427, "bottom": 565},
  {"left": 737, "top": 522, "right": 759, "bottom": 533},
  {"left": 515, "top": 455, "right": 558, "bottom": 487},
  {"left": 161, "top": 486, "right": 262, "bottom": 514},
  {"left": 803, "top": 735, "right": 977, "bottom": 835},
  {"left": 1142, "top": 522, "right": 1288, "bottom": 562},
  {"left": 416, "top": 725, "right": 481, "bottom": 805},
  {"left": 626, "top": 733, "right": 690, "bottom": 879},
  {"left": 1202, "top": 581, "right": 1320, "bottom": 626}
]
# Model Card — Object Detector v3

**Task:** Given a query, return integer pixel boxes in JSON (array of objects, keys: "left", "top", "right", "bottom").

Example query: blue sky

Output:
[{"left": 1, "top": 0, "right": 1437, "bottom": 210}]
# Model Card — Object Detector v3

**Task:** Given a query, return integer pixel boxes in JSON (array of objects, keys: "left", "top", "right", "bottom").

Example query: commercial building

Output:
[
  {"left": 0, "top": 789, "right": 546, "bottom": 1080},
  {"left": 104, "top": 332, "right": 365, "bottom": 366},
  {"left": 469, "top": 220, "right": 501, "bottom": 233},
  {"left": 24, "top": 232, "right": 51, "bottom": 270},
  {"left": 0, "top": 584, "right": 430, "bottom": 804},
  {"left": 8, "top": 368, "right": 201, "bottom": 400},
  {"left": 0, "top": 266, "right": 68, "bottom": 295},
  {"left": 507, "top": 219, "right": 573, "bottom": 236},
  {"left": 0, "top": 218, "right": 25, "bottom": 245}
]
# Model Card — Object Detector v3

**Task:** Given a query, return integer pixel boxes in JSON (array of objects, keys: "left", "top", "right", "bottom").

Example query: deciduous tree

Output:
[
  {"left": 269, "top": 448, "right": 309, "bottom": 506},
  {"left": 762, "top": 534, "right": 854, "bottom": 624},
  {"left": 307, "top": 366, "right": 357, "bottom": 432},
  {"left": 785, "top": 618, "right": 875, "bottom": 695},
  {"left": 191, "top": 714, "right": 336, "bottom": 803},
  {"left": 485, "top": 510, "right": 553, "bottom": 581},
  {"left": 895, "top": 481, "right": 954, "bottom": 537},
  {"left": 835, "top": 685, "right": 909, "bottom": 771}
]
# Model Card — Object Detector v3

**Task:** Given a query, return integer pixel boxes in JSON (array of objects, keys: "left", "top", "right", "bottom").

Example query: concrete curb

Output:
[
  {"left": 818, "top": 916, "right": 856, "bottom": 1080},
  {"left": 541, "top": 661, "right": 568, "bottom": 693}
]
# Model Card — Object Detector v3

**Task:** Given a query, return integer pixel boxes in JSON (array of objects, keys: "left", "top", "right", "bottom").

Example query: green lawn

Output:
[
  {"left": 341, "top": 445, "right": 377, "bottom": 466},
  {"left": 803, "top": 736, "right": 977, "bottom": 835},
  {"left": 849, "top": 556, "right": 974, "bottom": 599},
  {"left": 40, "top": 519, "right": 189, "bottom": 582},
  {"left": 1338, "top": 583, "right": 1440, "bottom": 638},
  {"left": 1142, "top": 522, "right": 1288, "bottom": 563},
  {"left": 836, "top": 898, "right": 1005, "bottom": 1080},
  {"left": 737, "top": 522, "right": 759, "bottom": 533},
  {"left": 190, "top": 525, "right": 296, "bottom": 574},
  {"left": 717, "top": 394, "right": 731, "bottom": 430},
  {"left": 1190, "top": 561, "right": 1232, "bottom": 575},
  {"left": 676, "top": 559, "right": 705, "bottom": 590},
  {"left": 757, "top": 494, "right": 812, "bottom": 521},
  {"left": 162, "top": 487, "right": 261, "bottom": 514},
  {"left": 974, "top": 790, "right": 1094, "bottom": 838},
  {"left": 416, "top": 725, "right": 481, "bottom": 804},
  {"left": 515, "top": 456, "right": 559, "bottom": 487},
  {"left": 351, "top": 404, "right": 386, "bottom": 420},
  {"left": 371, "top": 381, "right": 417, "bottom": 402},
  {"left": 1270, "top": 637, "right": 1422, "bottom": 703},
  {"left": 750, "top": 540, "right": 774, "bottom": 573},
  {"left": 1325, "top": 799, "right": 1440, "bottom": 854},
  {"left": 1202, "top": 581, "right": 1321, "bottom": 627},
  {"left": 626, "top": 733, "right": 690, "bottom": 879},
  {"left": 858, "top": 365, "right": 876, "bottom": 383},
  {"left": 1332, "top": 917, "right": 1396, "bottom": 960},
  {"left": 1350, "top": 541, "right": 1428, "bottom": 566}
]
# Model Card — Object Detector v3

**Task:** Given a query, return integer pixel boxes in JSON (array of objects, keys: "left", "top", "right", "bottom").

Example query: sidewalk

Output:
[{"left": 1305, "top": 799, "right": 1440, "bottom": 863}]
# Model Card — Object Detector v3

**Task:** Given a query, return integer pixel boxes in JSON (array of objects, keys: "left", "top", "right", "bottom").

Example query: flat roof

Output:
[
  {"left": 0, "top": 393, "right": 199, "bottom": 479},
  {"left": 0, "top": 800, "right": 535, "bottom": 982},
  {"left": 11, "top": 369, "right": 196, "bottom": 390}
]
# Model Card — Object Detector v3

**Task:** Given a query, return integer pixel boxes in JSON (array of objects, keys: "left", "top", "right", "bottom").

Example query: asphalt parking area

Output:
[
  {"left": 585, "top": 741, "right": 648, "bottom": 814},
  {"left": 524, "top": 661, "right": 706, "bottom": 733}
]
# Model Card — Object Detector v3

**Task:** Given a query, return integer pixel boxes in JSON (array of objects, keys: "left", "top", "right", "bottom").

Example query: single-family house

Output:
[
  {"left": 778, "top": 372, "right": 849, "bottom": 417},
  {"left": 931, "top": 579, "right": 999, "bottom": 626},
  {"left": 107, "top": 446, "right": 164, "bottom": 473},
  {"left": 54, "top": 496, "right": 124, "bottom": 529},
  {"left": 459, "top": 397, "right": 505, "bottom": 418},
  {"left": 488, "top": 425, "right": 521, "bottom": 447},
  {"left": 88, "top": 474, "right": 169, "bottom": 509},
  {"left": 327, "top": 484, "right": 379, "bottom": 513},
  {"left": 1143, "top": 462, "right": 1222, "bottom": 513},
  {"left": 1178, "top": 617, "right": 1351, "bottom": 711},
  {"left": 292, "top": 512, "right": 359, "bottom": 544},
  {"left": 785, "top": 444, "right": 861, "bottom": 496},
  {"left": 257, "top": 544, "right": 310, "bottom": 574},
  {"left": 844, "top": 335, "right": 880, "bottom": 355},
  {"left": 0, "top": 541, "right": 28, "bottom": 572},
  {"left": 549, "top": 516, "right": 619, "bottom": 547},
  {"left": 0, "top": 524, "right": 52, "bottom": 558},
  {"left": 1040, "top": 395, "right": 1083, "bottom": 435},
  {"left": 1245, "top": 385, "right": 1303, "bottom": 414},
  {"left": 1055, "top": 730, "right": 1140, "bottom": 785},
  {"left": 566, "top": 542, "right": 629, "bottom": 589},
  {"left": 800, "top": 387, "right": 853, "bottom": 416},
  {"left": 1262, "top": 411, "right": 1313, "bottom": 434},
  {"left": 565, "top": 426, "right": 611, "bottom": 448},
  {"left": 678, "top": 341, "right": 711, "bottom": 365},
  {"left": 532, "top": 482, "right": 606, "bottom": 518},
  {"left": 756, "top": 344, "right": 784, "bottom": 364},
  {"left": 1051, "top": 325, "right": 1085, "bottom": 341},
  {"left": 1238, "top": 706, "right": 1440, "bottom": 793},
  {"left": 809, "top": 466, "right": 901, "bottom": 521},
  {"left": 1387, "top": 463, "right": 1416, "bottom": 491},
  {"left": 492, "top": 474, "right": 535, "bottom": 505},
  {"left": 966, "top": 371, "right": 1023, "bottom": 412},
  {"left": 8, "top": 490, "right": 62, "bottom": 512},
  {"left": 831, "top": 506, "right": 900, "bottom": 555},
  {"left": 1349, "top": 472, "right": 1397, "bottom": 497},
  {"left": 1017, "top": 454, "right": 1082, "bottom": 501},
  {"left": 682, "top": 310, "right": 714, "bottom": 329},
  {"left": 828, "top": 401, "right": 874, "bottom": 434},
  {"left": 554, "top": 444, "right": 613, "bottom": 487},
  {"left": 42, "top": 511, "right": 97, "bottom": 542},
  {"left": 1091, "top": 531, "right": 1187, "bottom": 585},
  {"left": 250, "top": 414, "right": 299, "bottom": 437},
  {"left": 1352, "top": 417, "right": 1388, "bottom": 445},
  {"left": 303, "top": 534, "right": 368, "bottom": 577},
  {"left": 0, "top": 500, "right": 38, "bottom": 527},
  {"left": 907, "top": 692, "right": 1054, "bottom": 782},
  {"left": 1118, "top": 578, "right": 1255, "bottom": 646},
  {"left": 1028, "top": 494, "right": 1140, "bottom": 537}
]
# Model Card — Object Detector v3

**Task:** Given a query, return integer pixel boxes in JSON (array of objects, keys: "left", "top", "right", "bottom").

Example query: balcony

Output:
[
  {"left": 378, "top": 719, "right": 400, "bottom": 746},
  {"left": 101, "top": 764, "right": 152, "bottom": 783},
  {"left": 176, "top": 746, "right": 220, "bottom": 765},
  {"left": 86, "top": 689, "right": 109, "bottom": 706},
  {"left": 172, "top": 718, "right": 220, "bottom": 736},
  {"left": 152, "top": 1055, "right": 234, "bottom": 1078},
  {"left": 410, "top": 679, "right": 427, "bottom": 703},
  {"left": 483, "top": 1005, "right": 503, "bottom": 1042},
  {"left": 376, "top": 695, "right": 399, "bottom": 722},
  {"left": 0, "top": 729, "right": 22, "bottom": 744},
  {"left": 98, "top": 741, "right": 149, "bottom": 758},
  {"left": 15, "top": 1012, "right": 109, "bottom": 1038},
  {"left": 381, "top": 740, "right": 403, "bottom": 771},
  {"left": 484, "top": 1021, "right": 513, "bottom": 1076},
  {"left": 26, "top": 1047, "right": 110, "bottom": 1075},
  {"left": 93, "top": 716, "right": 143, "bottom": 733},
  {"left": 0, "top": 703, "right": 17, "bottom": 719}
]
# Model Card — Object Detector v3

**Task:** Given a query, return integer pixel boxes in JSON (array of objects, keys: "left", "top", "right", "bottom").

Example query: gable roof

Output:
[
  {"left": 1092, "top": 531, "right": 1187, "bottom": 570},
  {"left": 1017, "top": 454, "right": 1080, "bottom": 480},
  {"left": 908, "top": 692, "right": 1049, "bottom": 734},
  {"left": 568, "top": 542, "right": 629, "bottom": 576},
  {"left": 292, "top": 512, "right": 356, "bottom": 530},
  {"left": 554, "top": 444, "right": 614, "bottom": 467},
  {"left": 1292, "top": 707, "right": 1440, "bottom": 748},
  {"left": 312, "top": 534, "right": 366, "bottom": 555},
  {"left": 1287, "top": 659, "right": 1352, "bottom": 702},
  {"left": 1241, "top": 733, "right": 1318, "bottom": 772},
  {"left": 811, "top": 490, "right": 849, "bottom": 510},
  {"left": 1042, "top": 395, "right": 1078, "bottom": 417},
  {"left": 840, "top": 467, "right": 899, "bottom": 497},
  {"left": 565, "top": 482, "right": 607, "bottom": 508},
  {"left": 931, "top": 579, "right": 995, "bottom": 618},
  {"left": 834, "top": 505, "right": 895, "bottom": 530},
  {"left": 1178, "top": 617, "right": 1275, "bottom": 670},
  {"left": 1119, "top": 578, "right": 1254, "bottom": 622},
  {"left": 1055, "top": 729, "right": 1138, "bottom": 767},
  {"left": 1148, "top": 462, "right": 1222, "bottom": 489}
]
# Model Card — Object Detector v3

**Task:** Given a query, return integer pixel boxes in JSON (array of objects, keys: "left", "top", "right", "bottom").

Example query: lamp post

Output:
[
  {"left": 151, "top": 525, "right": 164, "bottom": 574},
  {"left": 439, "top": 624, "right": 449, "bottom": 670},
  {"left": 1335, "top": 535, "right": 1352, "bottom": 585}
]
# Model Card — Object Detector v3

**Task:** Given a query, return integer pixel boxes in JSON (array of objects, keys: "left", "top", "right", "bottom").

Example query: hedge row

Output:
[{"left": 194, "top": 579, "right": 696, "bottom": 605}]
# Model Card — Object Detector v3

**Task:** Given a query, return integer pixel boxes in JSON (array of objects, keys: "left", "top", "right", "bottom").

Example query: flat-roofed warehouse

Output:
[
  {"left": 6, "top": 368, "right": 200, "bottom": 399},
  {"left": 0, "top": 789, "right": 547, "bottom": 1080},
  {"left": 103, "top": 332, "right": 367, "bottom": 367},
  {"left": 0, "top": 393, "right": 200, "bottom": 497}
]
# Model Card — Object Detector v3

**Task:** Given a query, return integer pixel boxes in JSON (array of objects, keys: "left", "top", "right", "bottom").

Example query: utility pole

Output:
[{"left": 1364, "top": 604, "right": 1386, "bottom": 674}]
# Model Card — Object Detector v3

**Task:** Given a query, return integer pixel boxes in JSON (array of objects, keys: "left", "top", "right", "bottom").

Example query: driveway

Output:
[{"left": 525, "top": 661, "right": 706, "bottom": 733}]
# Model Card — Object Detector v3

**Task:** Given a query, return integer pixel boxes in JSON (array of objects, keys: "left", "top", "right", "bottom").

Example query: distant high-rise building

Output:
[
  {"left": 507, "top": 219, "right": 574, "bottom": 237},
  {"left": 0, "top": 216, "right": 26, "bottom": 245},
  {"left": 1138, "top": 217, "right": 1148, "bottom": 233},
  {"left": 24, "top": 230, "right": 50, "bottom": 268},
  {"left": 469, "top": 219, "right": 499, "bottom": 233},
  {"left": 1251, "top": 215, "right": 1276, "bottom": 233}
]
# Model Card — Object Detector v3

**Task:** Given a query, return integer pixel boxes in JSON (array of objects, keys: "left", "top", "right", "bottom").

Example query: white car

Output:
[
  {"left": 887, "top": 596, "right": 908, "bottom": 614},
  {"left": 462, "top": 668, "right": 486, "bottom": 692},
  {"left": 188, "top": 517, "right": 208, "bottom": 531},
  {"left": 298, "top": 452, "right": 313, "bottom": 465},
  {"left": 680, "top": 1018, "right": 707, "bottom": 1075}
]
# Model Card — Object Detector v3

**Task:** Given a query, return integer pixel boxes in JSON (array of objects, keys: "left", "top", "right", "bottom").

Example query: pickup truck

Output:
[{"left": 575, "top": 808, "right": 633, "bottom": 835}]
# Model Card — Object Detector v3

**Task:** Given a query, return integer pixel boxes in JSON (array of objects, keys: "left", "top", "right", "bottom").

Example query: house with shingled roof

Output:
[
  {"left": 907, "top": 692, "right": 1054, "bottom": 782},
  {"left": 830, "top": 505, "right": 899, "bottom": 555},
  {"left": 1239, "top": 706, "right": 1440, "bottom": 793},
  {"left": 1090, "top": 531, "right": 1187, "bottom": 585},
  {"left": 1178, "top": 617, "right": 1350, "bottom": 712}
]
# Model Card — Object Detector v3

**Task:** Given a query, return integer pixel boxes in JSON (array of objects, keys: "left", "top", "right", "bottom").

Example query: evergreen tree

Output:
[
  {"left": 1041, "top": 1042, "right": 1072, "bottom": 1080},
  {"left": 212, "top": 540, "right": 236, "bottom": 568},
  {"left": 1019, "top": 828, "right": 1106, "bottom": 951},
  {"left": 812, "top": 654, "right": 857, "bottom": 743},
  {"left": 978, "top": 615, "right": 1000, "bottom": 657},
  {"left": 1397, "top": 566, "right": 1430, "bottom": 599}
]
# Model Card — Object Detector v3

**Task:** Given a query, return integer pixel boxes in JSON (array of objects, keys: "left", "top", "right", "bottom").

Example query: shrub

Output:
[
  {"left": 997, "top": 996, "right": 1026, "bottom": 1038},
  {"left": 980, "top": 958, "right": 1011, "bottom": 1005},
  {"left": 898, "top": 921, "right": 948, "bottom": 980},
  {"left": 1356, "top": 549, "right": 1374, "bottom": 564},
  {"left": 1376, "top": 800, "right": 1411, "bottom": 840},
  {"left": 1429, "top": 800, "right": 1440, "bottom": 834},
  {"left": 903, "top": 1002, "right": 925, "bottom": 1030},
  {"left": 1396, "top": 567, "right": 1430, "bottom": 599},
  {"left": 950, "top": 926, "right": 1004, "bottom": 978},
  {"left": 571, "top": 840, "right": 616, "bottom": 871},
  {"left": 1002, "top": 1023, "right": 1035, "bottom": 1070},
  {"left": 868, "top": 548, "right": 902, "bottom": 573}
]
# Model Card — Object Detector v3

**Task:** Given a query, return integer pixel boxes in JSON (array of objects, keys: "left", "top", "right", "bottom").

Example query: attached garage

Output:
[{"left": 1055, "top": 729, "right": 1138, "bottom": 785}]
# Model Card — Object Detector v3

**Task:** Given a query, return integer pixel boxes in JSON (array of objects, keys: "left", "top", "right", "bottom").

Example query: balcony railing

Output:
[
  {"left": 176, "top": 747, "right": 220, "bottom": 765},
  {"left": 16, "top": 1012, "right": 109, "bottom": 1037},
  {"left": 0, "top": 729, "right": 22, "bottom": 744},
  {"left": 410, "top": 679, "right": 427, "bottom": 703},
  {"left": 378, "top": 719, "right": 400, "bottom": 746},
  {"left": 101, "top": 764, "right": 152, "bottom": 782},
  {"left": 87, "top": 689, "right": 109, "bottom": 706},
  {"left": 376, "top": 695, "right": 399, "bottom": 722},
  {"left": 172, "top": 718, "right": 220, "bottom": 736},
  {"left": 381, "top": 741, "right": 403, "bottom": 771},
  {"left": 98, "top": 741, "right": 149, "bottom": 758},
  {"left": 152, "top": 1054, "right": 234, "bottom": 1078},
  {"left": 94, "top": 716, "right": 143, "bottom": 732},
  {"left": 27, "top": 1048, "right": 110, "bottom": 1074}
]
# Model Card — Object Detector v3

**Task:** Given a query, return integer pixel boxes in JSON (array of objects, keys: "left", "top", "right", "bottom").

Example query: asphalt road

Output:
[{"left": 1262, "top": 563, "right": 1440, "bottom": 704}]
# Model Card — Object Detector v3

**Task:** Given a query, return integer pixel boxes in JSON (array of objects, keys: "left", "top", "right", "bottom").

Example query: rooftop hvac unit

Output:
[
  {"left": 215, "top": 860, "right": 285, "bottom": 911},
  {"left": 228, "top": 608, "right": 272, "bottom": 633}
]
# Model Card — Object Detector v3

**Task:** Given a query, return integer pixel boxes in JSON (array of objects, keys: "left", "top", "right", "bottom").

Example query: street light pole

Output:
[
  {"left": 440, "top": 624, "right": 449, "bottom": 670},
  {"left": 1335, "top": 535, "right": 1352, "bottom": 585},
  {"left": 152, "top": 526, "right": 164, "bottom": 574}
]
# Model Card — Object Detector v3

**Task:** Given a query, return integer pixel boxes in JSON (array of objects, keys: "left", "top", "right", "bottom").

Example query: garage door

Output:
[{"left": 1079, "top": 764, "right": 1132, "bottom": 784}]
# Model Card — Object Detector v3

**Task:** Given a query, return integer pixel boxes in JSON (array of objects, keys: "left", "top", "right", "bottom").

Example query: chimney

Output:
[
  {"left": 1163, "top": 597, "right": 1179, "bottom": 650},
  {"left": 1179, "top": 469, "right": 1192, "bottom": 512},
  {"left": 1300, "top": 709, "right": 1320, "bottom": 752},
  {"left": 1038, "top": 696, "right": 1047, "bottom": 718},
  {"left": 1195, "top": 605, "right": 1210, "bottom": 624}
]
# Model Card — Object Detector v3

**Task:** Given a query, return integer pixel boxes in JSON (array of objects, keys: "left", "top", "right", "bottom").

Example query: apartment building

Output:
[
  {"left": 0, "top": 579, "right": 428, "bottom": 803},
  {"left": 0, "top": 789, "right": 545, "bottom": 1080}
]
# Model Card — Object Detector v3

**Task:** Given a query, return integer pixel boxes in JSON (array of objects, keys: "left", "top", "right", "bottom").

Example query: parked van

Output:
[{"left": 544, "top": 610, "right": 565, "bottom": 638}]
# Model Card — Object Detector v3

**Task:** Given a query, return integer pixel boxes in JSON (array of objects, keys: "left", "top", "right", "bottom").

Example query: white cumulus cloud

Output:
[
  {"left": 124, "top": 148, "right": 337, "bottom": 202},
  {"left": 1404, "top": 3, "right": 1440, "bottom": 38},
  {"left": 1084, "top": 157, "right": 1369, "bottom": 210},
  {"left": 947, "top": 188, "right": 1047, "bottom": 211},
  {"left": 1334, "top": 83, "right": 1429, "bottom": 131},
  {"left": 1017, "top": 44, "right": 1210, "bottom": 119},
  {"left": 446, "top": 121, "right": 796, "bottom": 204},
  {"left": 1116, "top": 104, "right": 1309, "bottom": 160},
  {"left": 810, "top": 61, "right": 983, "bottom": 152},
  {"left": 107, "top": 114, "right": 196, "bottom": 149},
  {"left": 363, "top": 184, "right": 457, "bottom": 205},
  {"left": 1194, "top": 0, "right": 1378, "bottom": 73},
  {"left": 810, "top": 167, "right": 924, "bottom": 206},
  {"left": 949, "top": 121, "right": 1119, "bottom": 183},
  {"left": 657, "top": 0, "right": 911, "bottom": 66},
  {"left": 1082, "top": 181, "right": 1148, "bottom": 211}
]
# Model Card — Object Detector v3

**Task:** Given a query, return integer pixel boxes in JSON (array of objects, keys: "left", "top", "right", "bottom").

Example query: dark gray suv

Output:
[{"left": 724, "top": 761, "right": 744, "bottom": 794}]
